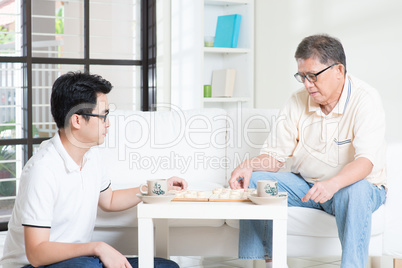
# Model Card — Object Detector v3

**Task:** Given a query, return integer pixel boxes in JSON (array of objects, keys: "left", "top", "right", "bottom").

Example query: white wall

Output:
[
  {"left": 254, "top": 0, "right": 402, "bottom": 139},
  {"left": 170, "top": 0, "right": 203, "bottom": 110}
]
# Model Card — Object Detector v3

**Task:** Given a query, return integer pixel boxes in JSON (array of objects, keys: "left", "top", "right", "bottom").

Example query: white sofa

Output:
[{"left": 92, "top": 107, "right": 402, "bottom": 265}]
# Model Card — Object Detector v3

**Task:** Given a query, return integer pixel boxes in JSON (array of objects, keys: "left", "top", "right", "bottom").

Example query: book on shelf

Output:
[
  {"left": 214, "top": 14, "right": 242, "bottom": 48},
  {"left": 211, "top": 69, "right": 236, "bottom": 98}
]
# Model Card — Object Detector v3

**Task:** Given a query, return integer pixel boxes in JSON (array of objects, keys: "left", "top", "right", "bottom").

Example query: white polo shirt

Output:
[
  {"left": 1, "top": 132, "right": 111, "bottom": 267},
  {"left": 261, "top": 74, "right": 386, "bottom": 187}
]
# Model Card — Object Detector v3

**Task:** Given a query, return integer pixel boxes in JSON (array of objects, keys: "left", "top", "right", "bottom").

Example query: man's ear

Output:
[
  {"left": 336, "top": 64, "right": 345, "bottom": 78},
  {"left": 70, "top": 114, "right": 82, "bottom": 129}
]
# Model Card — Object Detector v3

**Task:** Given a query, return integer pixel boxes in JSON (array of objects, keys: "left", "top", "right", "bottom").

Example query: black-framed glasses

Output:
[
  {"left": 294, "top": 63, "right": 338, "bottom": 83},
  {"left": 77, "top": 111, "right": 109, "bottom": 123}
]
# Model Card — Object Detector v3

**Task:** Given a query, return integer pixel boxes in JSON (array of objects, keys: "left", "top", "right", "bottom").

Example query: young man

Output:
[
  {"left": 229, "top": 34, "right": 386, "bottom": 268},
  {"left": 1, "top": 72, "right": 187, "bottom": 268}
]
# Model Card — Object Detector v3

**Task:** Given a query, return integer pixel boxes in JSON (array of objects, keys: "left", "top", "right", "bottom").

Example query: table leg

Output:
[
  {"left": 272, "top": 219, "right": 287, "bottom": 268},
  {"left": 154, "top": 219, "right": 169, "bottom": 258},
  {"left": 138, "top": 218, "right": 154, "bottom": 268}
]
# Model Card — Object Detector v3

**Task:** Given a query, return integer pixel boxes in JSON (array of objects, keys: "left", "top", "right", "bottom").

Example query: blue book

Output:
[{"left": 214, "top": 14, "right": 242, "bottom": 48}]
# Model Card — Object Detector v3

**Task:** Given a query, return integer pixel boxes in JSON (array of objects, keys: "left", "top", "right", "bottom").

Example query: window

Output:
[{"left": 0, "top": 0, "right": 156, "bottom": 230}]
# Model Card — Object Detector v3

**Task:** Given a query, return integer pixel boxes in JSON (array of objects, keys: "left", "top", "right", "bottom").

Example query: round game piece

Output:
[
  {"left": 197, "top": 191, "right": 206, "bottom": 198},
  {"left": 184, "top": 193, "right": 193, "bottom": 198},
  {"left": 219, "top": 193, "right": 229, "bottom": 199}
]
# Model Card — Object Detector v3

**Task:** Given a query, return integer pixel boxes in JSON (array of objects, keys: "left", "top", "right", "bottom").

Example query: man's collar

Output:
[
  {"left": 308, "top": 75, "right": 351, "bottom": 116},
  {"left": 52, "top": 131, "right": 93, "bottom": 173},
  {"left": 331, "top": 76, "right": 351, "bottom": 115}
]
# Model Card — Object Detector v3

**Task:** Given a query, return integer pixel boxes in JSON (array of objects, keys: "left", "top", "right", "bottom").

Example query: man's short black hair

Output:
[
  {"left": 51, "top": 71, "right": 113, "bottom": 129},
  {"left": 295, "top": 34, "right": 347, "bottom": 74}
]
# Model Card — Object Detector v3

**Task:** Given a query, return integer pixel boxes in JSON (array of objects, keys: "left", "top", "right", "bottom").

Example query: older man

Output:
[{"left": 229, "top": 34, "right": 386, "bottom": 268}]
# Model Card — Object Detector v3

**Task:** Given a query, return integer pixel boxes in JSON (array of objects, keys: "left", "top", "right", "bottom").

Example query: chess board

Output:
[{"left": 171, "top": 188, "right": 254, "bottom": 202}]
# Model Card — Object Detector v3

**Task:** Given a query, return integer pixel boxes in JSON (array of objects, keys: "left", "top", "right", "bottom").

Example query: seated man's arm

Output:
[
  {"left": 229, "top": 154, "right": 284, "bottom": 190},
  {"left": 98, "top": 176, "right": 187, "bottom": 212},
  {"left": 98, "top": 187, "right": 141, "bottom": 212},
  {"left": 302, "top": 157, "right": 373, "bottom": 203},
  {"left": 24, "top": 226, "right": 131, "bottom": 267}
]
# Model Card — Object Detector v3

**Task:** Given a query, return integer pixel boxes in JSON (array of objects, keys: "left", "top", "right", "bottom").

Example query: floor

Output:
[
  {"left": 170, "top": 256, "right": 395, "bottom": 268},
  {"left": 0, "top": 232, "right": 394, "bottom": 268}
]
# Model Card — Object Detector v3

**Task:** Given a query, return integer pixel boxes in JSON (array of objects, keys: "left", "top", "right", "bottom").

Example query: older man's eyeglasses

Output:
[
  {"left": 294, "top": 63, "right": 338, "bottom": 83},
  {"left": 77, "top": 110, "right": 109, "bottom": 123}
]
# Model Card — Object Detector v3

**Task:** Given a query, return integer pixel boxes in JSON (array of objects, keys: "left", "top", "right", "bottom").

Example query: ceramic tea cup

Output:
[
  {"left": 256, "top": 180, "right": 278, "bottom": 197},
  {"left": 140, "top": 179, "right": 167, "bottom": 196}
]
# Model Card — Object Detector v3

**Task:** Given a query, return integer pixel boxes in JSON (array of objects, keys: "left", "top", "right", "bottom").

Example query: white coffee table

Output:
[{"left": 137, "top": 199, "right": 287, "bottom": 268}]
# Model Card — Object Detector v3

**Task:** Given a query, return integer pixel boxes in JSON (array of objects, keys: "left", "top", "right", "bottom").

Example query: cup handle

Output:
[{"left": 139, "top": 184, "right": 148, "bottom": 195}]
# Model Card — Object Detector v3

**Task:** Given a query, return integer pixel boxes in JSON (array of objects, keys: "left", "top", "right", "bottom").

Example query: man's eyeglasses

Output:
[
  {"left": 77, "top": 111, "right": 109, "bottom": 123},
  {"left": 294, "top": 63, "right": 338, "bottom": 83}
]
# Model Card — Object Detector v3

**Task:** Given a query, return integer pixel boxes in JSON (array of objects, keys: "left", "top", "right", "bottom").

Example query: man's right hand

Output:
[
  {"left": 228, "top": 154, "right": 284, "bottom": 190},
  {"left": 229, "top": 160, "right": 253, "bottom": 190},
  {"left": 95, "top": 242, "right": 132, "bottom": 268}
]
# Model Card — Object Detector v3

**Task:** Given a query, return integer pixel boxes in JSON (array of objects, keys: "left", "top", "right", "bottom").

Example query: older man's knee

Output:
[{"left": 334, "top": 179, "right": 372, "bottom": 205}]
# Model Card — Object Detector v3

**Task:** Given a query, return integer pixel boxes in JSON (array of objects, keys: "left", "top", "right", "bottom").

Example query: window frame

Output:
[{"left": 0, "top": 0, "right": 156, "bottom": 231}]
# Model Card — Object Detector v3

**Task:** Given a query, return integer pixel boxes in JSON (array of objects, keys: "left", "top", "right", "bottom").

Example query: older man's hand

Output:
[
  {"left": 302, "top": 179, "right": 341, "bottom": 203},
  {"left": 229, "top": 161, "right": 253, "bottom": 190}
]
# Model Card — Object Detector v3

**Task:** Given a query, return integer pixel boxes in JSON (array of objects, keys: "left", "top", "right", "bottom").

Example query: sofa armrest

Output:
[{"left": 383, "top": 138, "right": 402, "bottom": 257}]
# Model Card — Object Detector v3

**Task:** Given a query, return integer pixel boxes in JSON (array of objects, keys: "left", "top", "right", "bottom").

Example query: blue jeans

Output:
[
  {"left": 239, "top": 171, "right": 386, "bottom": 268},
  {"left": 22, "top": 256, "right": 179, "bottom": 268}
]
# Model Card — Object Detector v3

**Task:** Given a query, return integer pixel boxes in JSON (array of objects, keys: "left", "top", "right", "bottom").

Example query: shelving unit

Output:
[
  {"left": 203, "top": 97, "right": 250, "bottom": 103},
  {"left": 204, "top": 0, "right": 251, "bottom": 6},
  {"left": 170, "top": 0, "right": 254, "bottom": 110},
  {"left": 202, "top": 0, "right": 254, "bottom": 109},
  {"left": 203, "top": 47, "right": 251, "bottom": 54}
]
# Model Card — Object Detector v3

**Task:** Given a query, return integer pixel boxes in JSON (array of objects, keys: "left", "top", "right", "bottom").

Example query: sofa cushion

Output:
[{"left": 226, "top": 205, "right": 385, "bottom": 238}]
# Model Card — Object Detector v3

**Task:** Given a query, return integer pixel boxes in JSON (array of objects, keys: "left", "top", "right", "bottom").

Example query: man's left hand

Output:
[
  {"left": 302, "top": 180, "right": 340, "bottom": 203},
  {"left": 167, "top": 176, "right": 188, "bottom": 191}
]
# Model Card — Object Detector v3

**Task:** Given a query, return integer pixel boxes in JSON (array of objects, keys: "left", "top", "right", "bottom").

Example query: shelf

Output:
[
  {"left": 202, "top": 97, "right": 250, "bottom": 103},
  {"left": 204, "top": 47, "right": 251, "bottom": 54},
  {"left": 204, "top": 0, "right": 250, "bottom": 6},
  {"left": 171, "top": 0, "right": 253, "bottom": 109}
]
